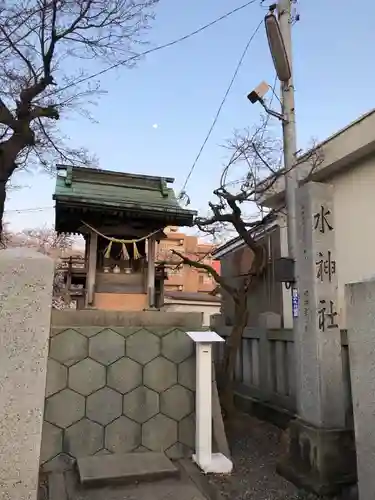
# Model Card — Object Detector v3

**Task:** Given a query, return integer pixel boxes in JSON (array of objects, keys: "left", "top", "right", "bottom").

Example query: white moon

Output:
[{"left": 152, "top": 123, "right": 158, "bottom": 129}]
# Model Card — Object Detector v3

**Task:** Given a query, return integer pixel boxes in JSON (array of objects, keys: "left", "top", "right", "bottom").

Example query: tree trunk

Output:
[
  {"left": 0, "top": 136, "right": 25, "bottom": 244},
  {"left": 220, "top": 294, "right": 248, "bottom": 418},
  {"left": 0, "top": 179, "right": 7, "bottom": 247}
]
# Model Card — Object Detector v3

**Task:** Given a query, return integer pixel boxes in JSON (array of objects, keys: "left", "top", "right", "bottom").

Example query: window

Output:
[
  {"left": 204, "top": 274, "right": 212, "bottom": 284},
  {"left": 168, "top": 267, "right": 180, "bottom": 276},
  {"left": 199, "top": 273, "right": 211, "bottom": 285}
]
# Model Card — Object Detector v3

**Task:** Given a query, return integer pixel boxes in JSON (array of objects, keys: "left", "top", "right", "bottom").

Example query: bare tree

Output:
[
  {"left": 0, "top": 0, "right": 159, "bottom": 239},
  {"left": 174, "top": 122, "right": 323, "bottom": 415},
  {"left": 5, "top": 225, "right": 74, "bottom": 254},
  {"left": 4, "top": 225, "right": 77, "bottom": 304}
]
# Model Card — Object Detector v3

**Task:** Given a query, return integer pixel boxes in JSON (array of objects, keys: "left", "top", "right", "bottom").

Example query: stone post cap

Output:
[{"left": 0, "top": 247, "right": 54, "bottom": 261}]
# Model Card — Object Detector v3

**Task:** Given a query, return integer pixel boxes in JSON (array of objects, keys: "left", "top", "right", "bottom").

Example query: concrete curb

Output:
[{"left": 178, "top": 459, "right": 225, "bottom": 500}]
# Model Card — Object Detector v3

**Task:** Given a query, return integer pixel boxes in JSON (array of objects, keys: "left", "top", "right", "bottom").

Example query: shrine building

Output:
[{"left": 53, "top": 165, "right": 196, "bottom": 311}]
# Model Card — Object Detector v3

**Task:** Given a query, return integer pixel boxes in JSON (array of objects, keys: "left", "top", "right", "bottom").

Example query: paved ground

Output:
[
  {"left": 44, "top": 460, "right": 214, "bottom": 500},
  {"left": 40, "top": 413, "right": 357, "bottom": 500},
  {"left": 207, "top": 413, "right": 358, "bottom": 500},
  {"left": 207, "top": 413, "right": 314, "bottom": 500},
  {"left": 65, "top": 471, "right": 208, "bottom": 500}
]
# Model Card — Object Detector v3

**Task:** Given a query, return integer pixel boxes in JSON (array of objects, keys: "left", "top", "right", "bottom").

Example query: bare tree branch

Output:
[
  {"left": 176, "top": 118, "right": 324, "bottom": 415},
  {"left": 0, "top": 0, "right": 159, "bottom": 238},
  {"left": 170, "top": 248, "right": 238, "bottom": 298},
  {"left": 0, "top": 98, "right": 15, "bottom": 127}
]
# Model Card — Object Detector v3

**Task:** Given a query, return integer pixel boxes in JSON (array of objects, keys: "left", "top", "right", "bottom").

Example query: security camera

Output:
[
  {"left": 247, "top": 80, "right": 286, "bottom": 122},
  {"left": 247, "top": 81, "right": 269, "bottom": 104}
]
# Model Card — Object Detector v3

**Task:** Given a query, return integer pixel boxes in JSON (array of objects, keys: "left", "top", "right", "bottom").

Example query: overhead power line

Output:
[
  {"left": 4, "top": 206, "right": 55, "bottom": 214},
  {"left": 43, "top": 0, "right": 260, "bottom": 99},
  {"left": 179, "top": 18, "right": 263, "bottom": 196},
  {"left": 4, "top": 1, "right": 262, "bottom": 216}
]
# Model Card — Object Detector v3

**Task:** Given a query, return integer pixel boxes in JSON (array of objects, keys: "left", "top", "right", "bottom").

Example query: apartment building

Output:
[{"left": 156, "top": 226, "right": 219, "bottom": 293}]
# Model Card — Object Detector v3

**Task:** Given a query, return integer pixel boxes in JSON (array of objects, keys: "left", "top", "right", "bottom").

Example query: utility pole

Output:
[
  {"left": 254, "top": 0, "right": 299, "bottom": 316},
  {"left": 278, "top": 0, "right": 298, "bottom": 269},
  {"left": 275, "top": 0, "right": 300, "bottom": 329}
]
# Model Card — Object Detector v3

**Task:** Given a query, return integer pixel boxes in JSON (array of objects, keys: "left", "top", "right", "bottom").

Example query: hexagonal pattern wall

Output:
[{"left": 41, "top": 326, "right": 204, "bottom": 466}]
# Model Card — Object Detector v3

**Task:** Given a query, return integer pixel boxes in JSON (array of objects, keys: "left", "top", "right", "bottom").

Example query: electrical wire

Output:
[
  {"left": 4, "top": 67, "right": 272, "bottom": 218},
  {"left": 4, "top": 206, "right": 55, "bottom": 213},
  {"left": 179, "top": 18, "right": 263, "bottom": 197},
  {"left": 260, "top": 73, "right": 278, "bottom": 137},
  {"left": 5, "top": 2, "right": 262, "bottom": 215},
  {"left": 268, "top": 77, "right": 281, "bottom": 106},
  {"left": 40, "top": 0, "right": 260, "bottom": 100}
]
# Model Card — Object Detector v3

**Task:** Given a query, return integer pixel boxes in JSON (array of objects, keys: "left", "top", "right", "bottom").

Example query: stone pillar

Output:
[
  {"left": 0, "top": 248, "right": 54, "bottom": 500},
  {"left": 296, "top": 182, "right": 345, "bottom": 427},
  {"left": 278, "top": 182, "right": 356, "bottom": 495},
  {"left": 147, "top": 236, "right": 156, "bottom": 308},
  {"left": 346, "top": 278, "right": 375, "bottom": 500}
]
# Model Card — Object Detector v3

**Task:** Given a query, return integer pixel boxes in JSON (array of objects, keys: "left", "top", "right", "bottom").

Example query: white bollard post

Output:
[
  {"left": 186, "top": 331, "right": 233, "bottom": 474},
  {"left": 196, "top": 339, "right": 213, "bottom": 468}
]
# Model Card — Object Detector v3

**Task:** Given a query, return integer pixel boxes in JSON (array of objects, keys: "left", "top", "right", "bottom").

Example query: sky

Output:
[{"left": 4, "top": 0, "right": 375, "bottom": 232}]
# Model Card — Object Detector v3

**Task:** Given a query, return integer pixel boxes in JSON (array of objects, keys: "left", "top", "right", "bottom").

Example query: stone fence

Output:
[
  {"left": 1, "top": 248, "right": 227, "bottom": 500},
  {"left": 41, "top": 311, "right": 211, "bottom": 469},
  {"left": 212, "top": 317, "right": 353, "bottom": 429}
]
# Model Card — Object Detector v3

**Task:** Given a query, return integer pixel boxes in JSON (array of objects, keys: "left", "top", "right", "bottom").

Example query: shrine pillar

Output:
[
  {"left": 86, "top": 230, "right": 98, "bottom": 306},
  {"left": 147, "top": 236, "right": 156, "bottom": 308}
]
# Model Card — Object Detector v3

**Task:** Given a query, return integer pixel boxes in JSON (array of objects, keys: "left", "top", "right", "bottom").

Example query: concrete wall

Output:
[
  {"left": 219, "top": 226, "right": 285, "bottom": 327},
  {"left": 163, "top": 301, "right": 220, "bottom": 327},
  {"left": 222, "top": 156, "right": 375, "bottom": 330},
  {"left": 41, "top": 315, "right": 205, "bottom": 466},
  {"left": 262, "top": 109, "right": 375, "bottom": 205},
  {"left": 51, "top": 309, "right": 203, "bottom": 328},
  {"left": 332, "top": 156, "right": 375, "bottom": 327},
  {"left": 259, "top": 110, "right": 375, "bottom": 329}
]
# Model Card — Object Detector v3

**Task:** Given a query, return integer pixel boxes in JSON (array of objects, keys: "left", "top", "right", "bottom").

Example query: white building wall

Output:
[
  {"left": 163, "top": 301, "right": 220, "bottom": 327},
  {"left": 280, "top": 155, "right": 375, "bottom": 329},
  {"left": 332, "top": 156, "right": 375, "bottom": 327}
]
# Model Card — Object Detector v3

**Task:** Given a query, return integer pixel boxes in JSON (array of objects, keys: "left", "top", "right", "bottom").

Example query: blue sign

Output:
[{"left": 292, "top": 288, "right": 299, "bottom": 318}]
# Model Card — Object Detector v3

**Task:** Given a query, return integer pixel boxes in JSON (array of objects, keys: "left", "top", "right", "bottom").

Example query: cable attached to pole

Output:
[{"left": 179, "top": 18, "right": 264, "bottom": 199}]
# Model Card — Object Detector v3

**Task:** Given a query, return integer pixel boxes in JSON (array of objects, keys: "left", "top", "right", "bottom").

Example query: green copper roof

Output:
[{"left": 53, "top": 165, "right": 196, "bottom": 227}]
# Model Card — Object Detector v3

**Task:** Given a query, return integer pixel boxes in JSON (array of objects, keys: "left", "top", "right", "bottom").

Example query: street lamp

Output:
[{"left": 264, "top": 10, "right": 291, "bottom": 83}]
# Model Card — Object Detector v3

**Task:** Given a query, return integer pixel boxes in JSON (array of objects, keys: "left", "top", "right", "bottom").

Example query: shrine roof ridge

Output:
[
  {"left": 53, "top": 165, "right": 197, "bottom": 232},
  {"left": 56, "top": 164, "right": 175, "bottom": 185}
]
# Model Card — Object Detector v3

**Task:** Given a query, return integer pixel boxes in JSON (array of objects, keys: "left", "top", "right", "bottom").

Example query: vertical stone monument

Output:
[
  {"left": 0, "top": 248, "right": 54, "bottom": 500},
  {"left": 277, "top": 182, "right": 356, "bottom": 495}
]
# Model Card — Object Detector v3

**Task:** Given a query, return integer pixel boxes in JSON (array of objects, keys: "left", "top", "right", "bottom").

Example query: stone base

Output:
[
  {"left": 192, "top": 453, "right": 233, "bottom": 474},
  {"left": 233, "top": 391, "right": 293, "bottom": 429},
  {"left": 77, "top": 452, "right": 179, "bottom": 487},
  {"left": 277, "top": 418, "right": 357, "bottom": 496}
]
